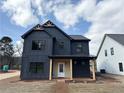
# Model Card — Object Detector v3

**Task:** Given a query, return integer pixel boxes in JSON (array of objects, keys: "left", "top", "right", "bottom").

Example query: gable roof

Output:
[
  {"left": 107, "top": 34, "right": 124, "bottom": 46},
  {"left": 22, "top": 20, "right": 72, "bottom": 39},
  {"left": 69, "top": 35, "right": 90, "bottom": 41},
  {"left": 97, "top": 34, "right": 124, "bottom": 57}
]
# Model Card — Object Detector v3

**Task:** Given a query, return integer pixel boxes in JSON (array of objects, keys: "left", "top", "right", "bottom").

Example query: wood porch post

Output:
[
  {"left": 70, "top": 59, "right": 73, "bottom": 80},
  {"left": 49, "top": 59, "right": 52, "bottom": 80},
  {"left": 92, "top": 59, "right": 96, "bottom": 80}
]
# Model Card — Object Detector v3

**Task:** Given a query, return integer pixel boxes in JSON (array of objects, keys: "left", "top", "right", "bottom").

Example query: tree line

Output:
[{"left": 0, "top": 36, "right": 23, "bottom": 69}]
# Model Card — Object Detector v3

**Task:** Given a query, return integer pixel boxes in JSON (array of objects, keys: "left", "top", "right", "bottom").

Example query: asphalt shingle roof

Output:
[
  {"left": 97, "top": 34, "right": 124, "bottom": 57},
  {"left": 69, "top": 35, "right": 90, "bottom": 41},
  {"left": 107, "top": 34, "right": 124, "bottom": 46}
]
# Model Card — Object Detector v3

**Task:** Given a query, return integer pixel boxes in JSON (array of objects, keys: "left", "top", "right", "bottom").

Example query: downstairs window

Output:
[
  {"left": 119, "top": 63, "right": 123, "bottom": 72},
  {"left": 29, "top": 62, "right": 44, "bottom": 73}
]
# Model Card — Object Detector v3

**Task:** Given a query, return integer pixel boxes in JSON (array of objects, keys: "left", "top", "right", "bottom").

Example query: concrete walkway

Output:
[
  {"left": 0, "top": 70, "right": 20, "bottom": 80},
  {"left": 55, "top": 80, "right": 69, "bottom": 93}
]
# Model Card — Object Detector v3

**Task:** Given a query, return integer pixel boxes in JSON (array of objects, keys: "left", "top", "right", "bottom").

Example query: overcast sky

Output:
[{"left": 0, "top": 0, "right": 124, "bottom": 55}]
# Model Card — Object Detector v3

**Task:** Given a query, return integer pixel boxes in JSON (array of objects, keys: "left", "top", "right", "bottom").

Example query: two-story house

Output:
[
  {"left": 21, "top": 20, "right": 96, "bottom": 80},
  {"left": 97, "top": 34, "right": 124, "bottom": 75}
]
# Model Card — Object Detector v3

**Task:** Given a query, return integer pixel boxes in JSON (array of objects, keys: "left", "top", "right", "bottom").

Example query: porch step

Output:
[{"left": 55, "top": 80, "right": 69, "bottom": 93}]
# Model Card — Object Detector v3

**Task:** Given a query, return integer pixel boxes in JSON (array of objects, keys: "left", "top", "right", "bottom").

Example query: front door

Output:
[{"left": 58, "top": 63, "right": 65, "bottom": 77}]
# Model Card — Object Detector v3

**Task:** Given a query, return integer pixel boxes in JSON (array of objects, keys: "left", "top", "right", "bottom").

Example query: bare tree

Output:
[
  {"left": 0, "top": 36, "right": 14, "bottom": 56},
  {"left": 14, "top": 40, "right": 23, "bottom": 57}
]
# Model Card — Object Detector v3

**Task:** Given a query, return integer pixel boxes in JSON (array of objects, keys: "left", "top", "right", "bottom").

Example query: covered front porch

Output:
[{"left": 49, "top": 55, "right": 96, "bottom": 80}]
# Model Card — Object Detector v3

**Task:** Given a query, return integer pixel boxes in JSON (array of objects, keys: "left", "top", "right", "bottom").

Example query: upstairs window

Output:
[
  {"left": 29, "top": 62, "right": 44, "bottom": 73},
  {"left": 105, "top": 50, "right": 107, "bottom": 57},
  {"left": 32, "top": 40, "right": 46, "bottom": 50},
  {"left": 58, "top": 41, "right": 64, "bottom": 49},
  {"left": 76, "top": 43, "right": 83, "bottom": 53},
  {"left": 110, "top": 47, "right": 114, "bottom": 55},
  {"left": 119, "top": 63, "right": 123, "bottom": 72}
]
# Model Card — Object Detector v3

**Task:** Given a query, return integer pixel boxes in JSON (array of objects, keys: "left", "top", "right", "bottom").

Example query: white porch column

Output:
[
  {"left": 92, "top": 59, "right": 96, "bottom": 80},
  {"left": 70, "top": 59, "right": 73, "bottom": 80},
  {"left": 49, "top": 59, "right": 52, "bottom": 80}
]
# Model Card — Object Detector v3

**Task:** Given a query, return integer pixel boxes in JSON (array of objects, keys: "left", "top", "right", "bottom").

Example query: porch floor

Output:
[{"left": 52, "top": 77, "right": 95, "bottom": 83}]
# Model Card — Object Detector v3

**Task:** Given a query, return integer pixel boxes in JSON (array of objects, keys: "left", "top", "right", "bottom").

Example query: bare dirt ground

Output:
[
  {"left": 0, "top": 76, "right": 56, "bottom": 93},
  {"left": 0, "top": 74, "right": 124, "bottom": 93},
  {"left": 68, "top": 74, "right": 124, "bottom": 93},
  {"left": 69, "top": 83, "right": 124, "bottom": 93}
]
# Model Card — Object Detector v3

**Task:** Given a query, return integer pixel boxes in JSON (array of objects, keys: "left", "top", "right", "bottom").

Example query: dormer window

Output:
[{"left": 32, "top": 40, "right": 46, "bottom": 50}]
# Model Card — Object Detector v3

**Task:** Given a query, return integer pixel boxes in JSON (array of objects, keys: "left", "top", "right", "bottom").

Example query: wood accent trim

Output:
[{"left": 49, "top": 59, "right": 52, "bottom": 80}]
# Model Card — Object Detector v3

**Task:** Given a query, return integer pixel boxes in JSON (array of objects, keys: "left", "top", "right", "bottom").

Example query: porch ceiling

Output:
[{"left": 49, "top": 55, "right": 96, "bottom": 60}]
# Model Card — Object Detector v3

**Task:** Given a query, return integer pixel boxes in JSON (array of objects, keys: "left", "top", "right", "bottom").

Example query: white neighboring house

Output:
[{"left": 97, "top": 34, "right": 124, "bottom": 75}]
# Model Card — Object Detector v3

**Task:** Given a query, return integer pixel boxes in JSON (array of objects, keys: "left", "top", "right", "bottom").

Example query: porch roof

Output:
[{"left": 49, "top": 55, "right": 96, "bottom": 59}]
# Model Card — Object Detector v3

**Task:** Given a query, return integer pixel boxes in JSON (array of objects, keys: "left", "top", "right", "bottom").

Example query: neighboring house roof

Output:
[
  {"left": 107, "top": 34, "right": 124, "bottom": 46},
  {"left": 97, "top": 34, "right": 124, "bottom": 57},
  {"left": 22, "top": 20, "right": 72, "bottom": 39},
  {"left": 69, "top": 35, "right": 90, "bottom": 41}
]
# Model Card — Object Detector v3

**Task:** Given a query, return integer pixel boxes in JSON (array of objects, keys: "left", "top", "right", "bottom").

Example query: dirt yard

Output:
[
  {"left": 0, "top": 74, "right": 124, "bottom": 93},
  {"left": 69, "top": 83, "right": 124, "bottom": 93},
  {"left": 69, "top": 74, "right": 124, "bottom": 93},
  {"left": 0, "top": 76, "right": 56, "bottom": 93}
]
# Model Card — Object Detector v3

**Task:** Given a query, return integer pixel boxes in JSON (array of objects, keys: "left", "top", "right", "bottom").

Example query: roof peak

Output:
[{"left": 42, "top": 20, "right": 55, "bottom": 27}]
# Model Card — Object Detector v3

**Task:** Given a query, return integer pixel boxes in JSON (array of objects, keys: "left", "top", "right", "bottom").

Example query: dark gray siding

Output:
[
  {"left": 21, "top": 25, "right": 90, "bottom": 80},
  {"left": 23, "top": 31, "right": 53, "bottom": 56},
  {"left": 21, "top": 31, "right": 53, "bottom": 79},
  {"left": 44, "top": 27, "right": 71, "bottom": 55},
  {"left": 71, "top": 41, "right": 89, "bottom": 55},
  {"left": 21, "top": 56, "right": 50, "bottom": 79},
  {"left": 72, "top": 59, "right": 90, "bottom": 77}
]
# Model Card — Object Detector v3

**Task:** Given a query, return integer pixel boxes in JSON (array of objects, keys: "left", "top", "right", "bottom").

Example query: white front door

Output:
[{"left": 58, "top": 63, "right": 65, "bottom": 77}]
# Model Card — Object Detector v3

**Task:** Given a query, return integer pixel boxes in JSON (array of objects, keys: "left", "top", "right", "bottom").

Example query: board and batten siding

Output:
[
  {"left": 21, "top": 31, "right": 53, "bottom": 79},
  {"left": 44, "top": 27, "right": 71, "bottom": 55},
  {"left": 97, "top": 36, "right": 124, "bottom": 75},
  {"left": 71, "top": 41, "right": 89, "bottom": 56}
]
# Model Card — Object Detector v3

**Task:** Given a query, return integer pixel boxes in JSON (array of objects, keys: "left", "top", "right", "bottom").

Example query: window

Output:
[
  {"left": 119, "top": 63, "right": 123, "bottom": 72},
  {"left": 59, "top": 64, "right": 64, "bottom": 72},
  {"left": 76, "top": 43, "right": 82, "bottom": 53},
  {"left": 29, "top": 62, "right": 44, "bottom": 73},
  {"left": 105, "top": 50, "right": 107, "bottom": 57},
  {"left": 77, "top": 43, "right": 82, "bottom": 48},
  {"left": 58, "top": 41, "right": 64, "bottom": 49},
  {"left": 32, "top": 40, "right": 46, "bottom": 50},
  {"left": 110, "top": 47, "right": 114, "bottom": 55}
]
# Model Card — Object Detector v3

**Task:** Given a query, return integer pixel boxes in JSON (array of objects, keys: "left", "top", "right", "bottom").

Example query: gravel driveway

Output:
[{"left": 0, "top": 70, "right": 20, "bottom": 80}]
